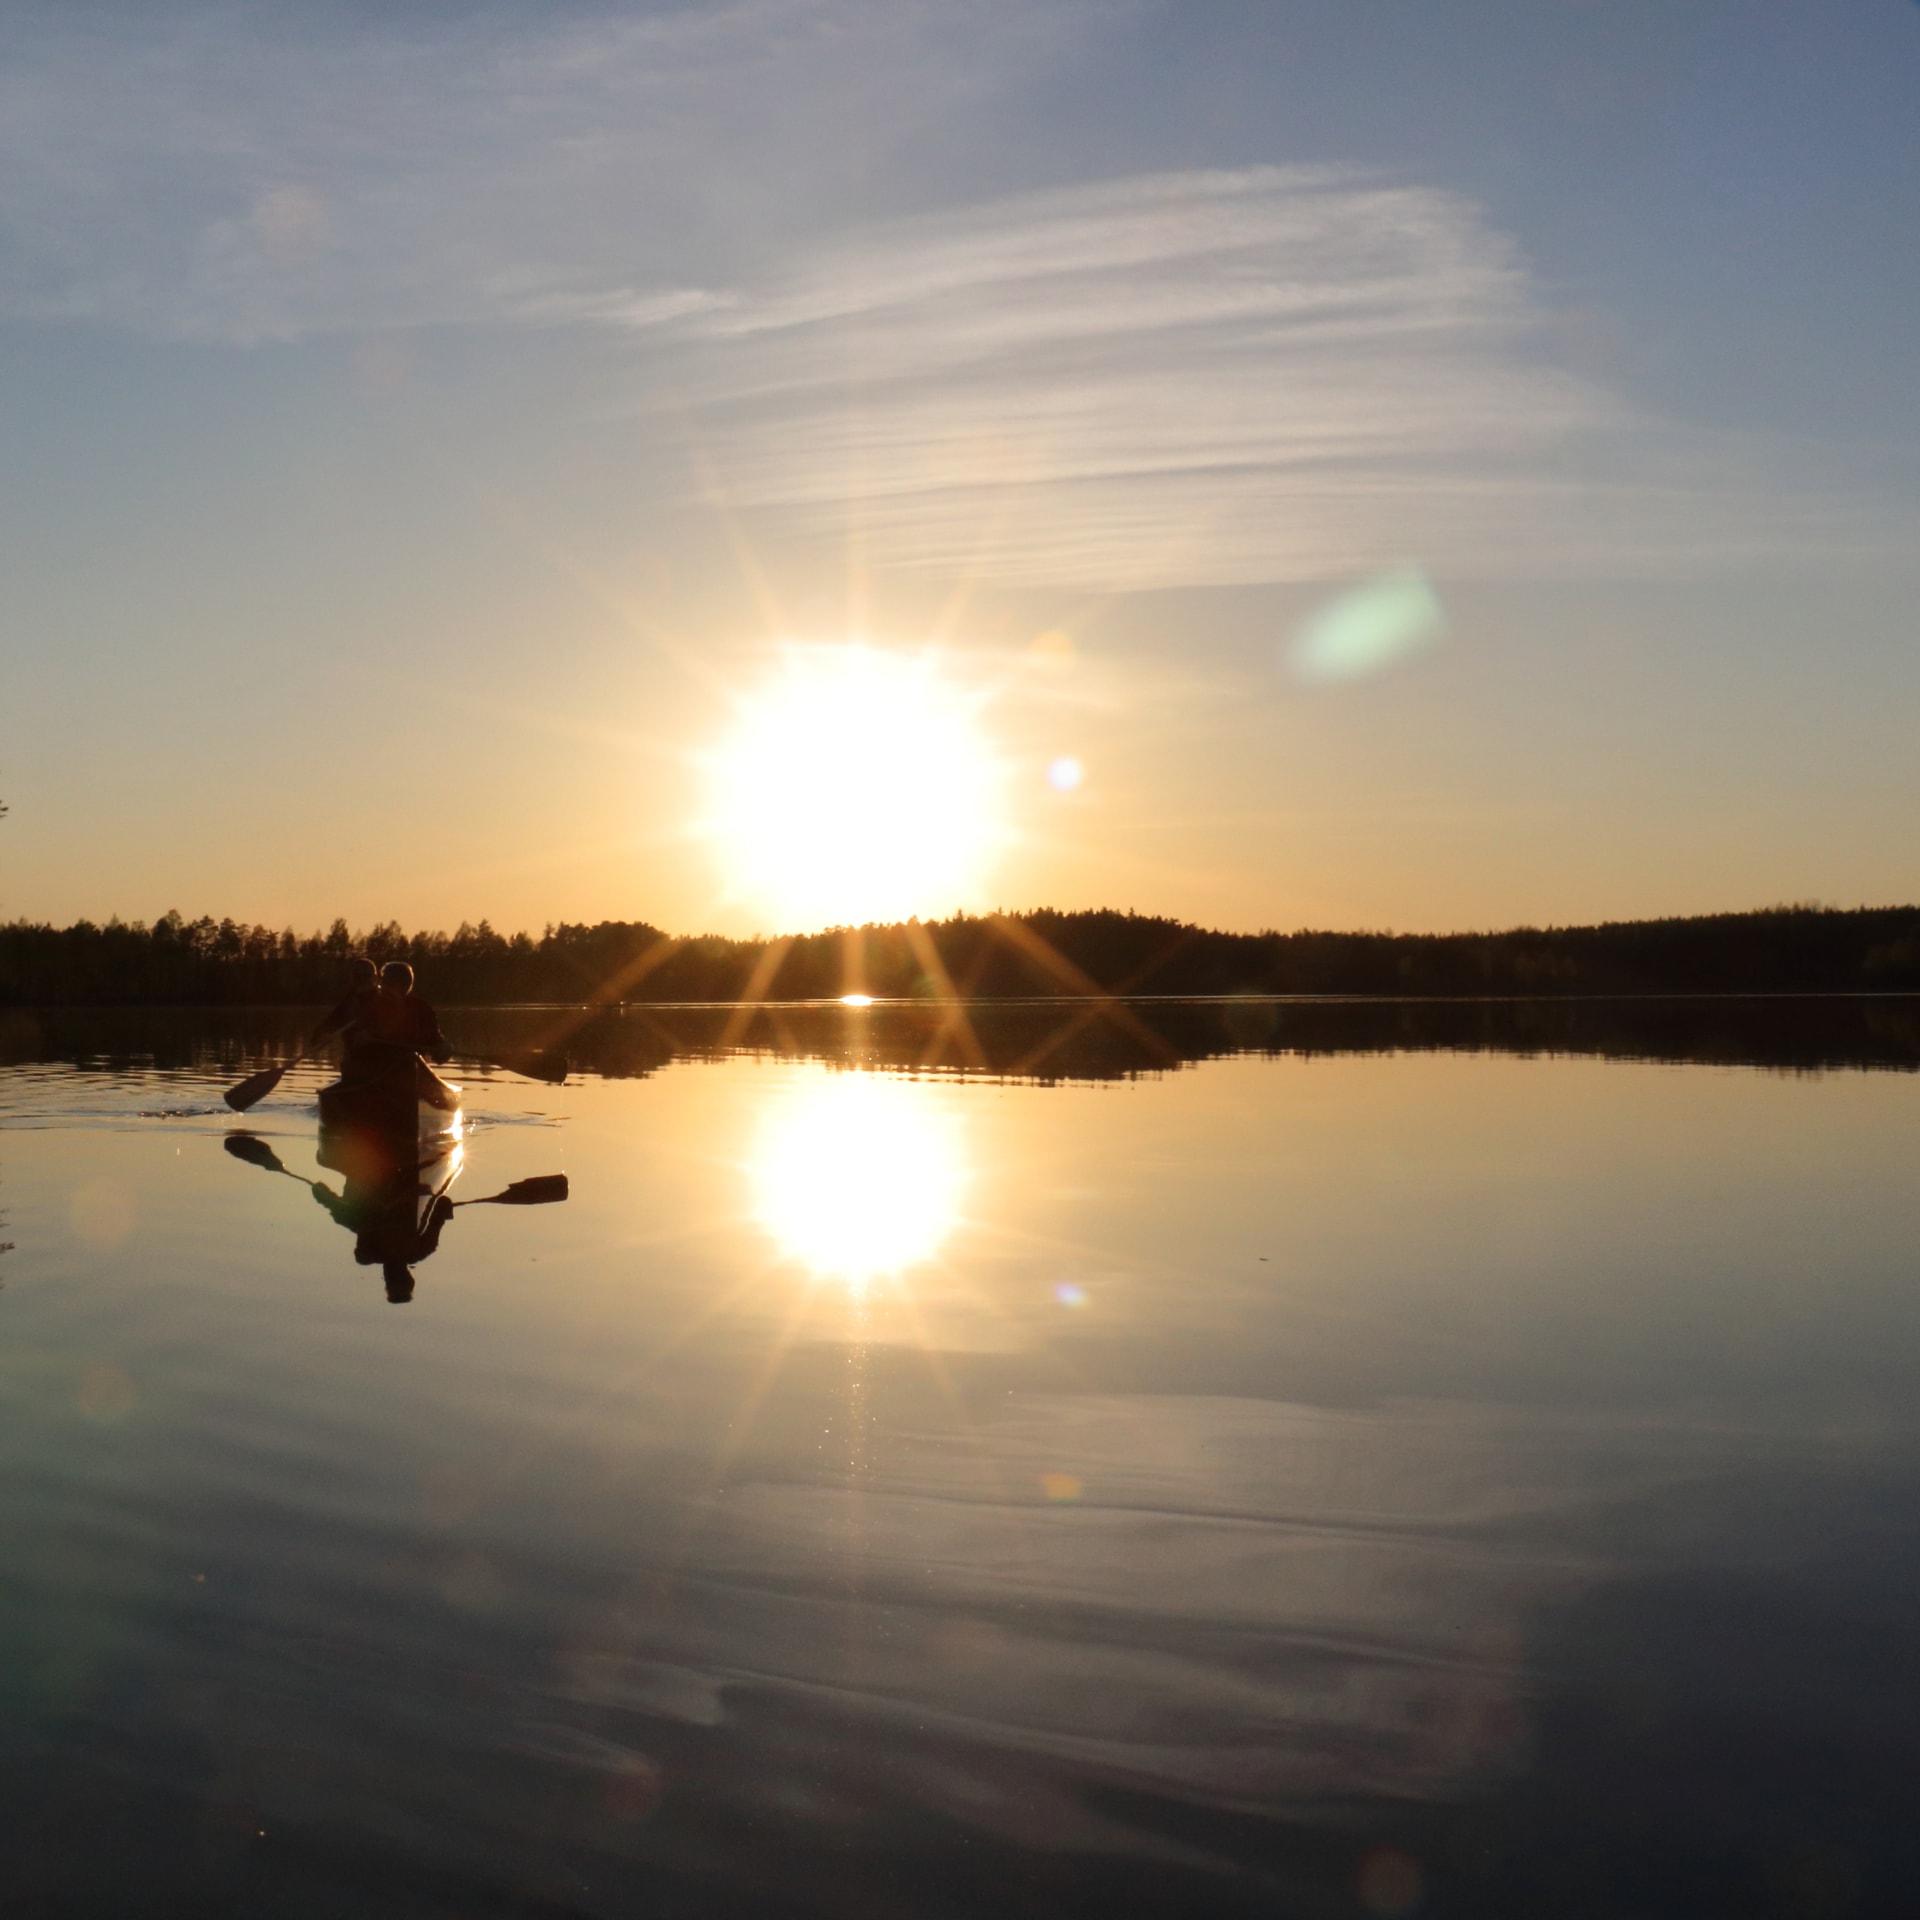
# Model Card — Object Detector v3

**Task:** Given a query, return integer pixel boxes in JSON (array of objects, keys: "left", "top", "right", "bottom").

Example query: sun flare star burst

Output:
[
  {"left": 702, "top": 645, "right": 1007, "bottom": 930},
  {"left": 750, "top": 1072, "right": 967, "bottom": 1288}
]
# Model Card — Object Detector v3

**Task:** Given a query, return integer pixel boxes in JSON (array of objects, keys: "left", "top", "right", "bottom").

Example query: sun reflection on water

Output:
[{"left": 749, "top": 1071, "right": 967, "bottom": 1288}]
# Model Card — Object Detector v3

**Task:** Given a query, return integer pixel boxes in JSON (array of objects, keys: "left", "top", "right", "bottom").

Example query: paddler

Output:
[
  {"left": 306, "top": 956, "right": 383, "bottom": 1080},
  {"left": 378, "top": 960, "right": 452, "bottom": 1064}
]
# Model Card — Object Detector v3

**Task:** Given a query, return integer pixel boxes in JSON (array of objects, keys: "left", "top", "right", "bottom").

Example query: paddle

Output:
[
  {"left": 468, "top": 1048, "right": 569, "bottom": 1086},
  {"left": 225, "top": 1036, "right": 564, "bottom": 1113},
  {"left": 223, "top": 1050, "right": 309, "bottom": 1113},
  {"left": 454, "top": 1174, "right": 570, "bottom": 1207}
]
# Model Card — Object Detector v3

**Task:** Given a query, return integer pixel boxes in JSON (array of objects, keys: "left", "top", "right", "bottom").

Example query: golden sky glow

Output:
[{"left": 2, "top": 5, "right": 1917, "bottom": 940}]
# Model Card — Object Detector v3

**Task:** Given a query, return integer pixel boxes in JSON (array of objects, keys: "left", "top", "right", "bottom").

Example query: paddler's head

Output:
[
  {"left": 381, "top": 961, "right": 415, "bottom": 995},
  {"left": 348, "top": 956, "right": 377, "bottom": 987}
]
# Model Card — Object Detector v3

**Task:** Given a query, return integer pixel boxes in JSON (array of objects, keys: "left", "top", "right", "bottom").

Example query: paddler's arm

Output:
[
  {"left": 418, "top": 1002, "right": 452, "bottom": 1063},
  {"left": 306, "top": 994, "right": 352, "bottom": 1052}
]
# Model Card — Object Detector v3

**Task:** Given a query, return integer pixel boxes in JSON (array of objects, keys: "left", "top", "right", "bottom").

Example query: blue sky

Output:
[{"left": 2, "top": 0, "right": 1916, "bottom": 936}]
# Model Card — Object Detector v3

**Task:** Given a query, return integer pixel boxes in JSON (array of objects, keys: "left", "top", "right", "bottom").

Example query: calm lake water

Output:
[{"left": 3, "top": 998, "right": 1918, "bottom": 1917}]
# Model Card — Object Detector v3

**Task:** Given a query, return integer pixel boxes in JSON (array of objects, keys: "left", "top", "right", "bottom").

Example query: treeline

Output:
[{"left": 1, "top": 902, "right": 1918, "bottom": 1007}]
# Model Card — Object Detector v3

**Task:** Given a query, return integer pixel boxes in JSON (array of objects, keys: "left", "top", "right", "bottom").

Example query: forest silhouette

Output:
[{"left": 2, "top": 901, "right": 1918, "bottom": 1007}]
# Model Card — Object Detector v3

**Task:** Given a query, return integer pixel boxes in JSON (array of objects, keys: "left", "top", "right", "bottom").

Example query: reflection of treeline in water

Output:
[
  {"left": 6, "top": 994, "right": 1917, "bottom": 1082},
  {"left": 509, "top": 995, "right": 1920, "bottom": 1081},
  {"left": 2, "top": 901, "right": 1919, "bottom": 1008}
]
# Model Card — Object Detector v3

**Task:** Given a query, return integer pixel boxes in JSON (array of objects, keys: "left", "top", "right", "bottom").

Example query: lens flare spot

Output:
[
  {"left": 1054, "top": 1281, "right": 1088, "bottom": 1308},
  {"left": 1040, "top": 1472, "right": 1084, "bottom": 1502},
  {"left": 442, "top": 1551, "right": 508, "bottom": 1613},
  {"left": 77, "top": 1364, "right": 137, "bottom": 1423},
  {"left": 750, "top": 1072, "right": 967, "bottom": 1286},
  {"left": 603, "top": 1754, "right": 666, "bottom": 1823},
  {"left": 69, "top": 1180, "right": 136, "bottom": 1251},
  {"left": 1047, "top": 755, "right": 1084, "bottom": 793},
  {"left": 838, "top": 993, "right": 875, "bottom": 1008},
  {"left": 1356, "top": 1846, "right": 1424, "bottom": 1918},
  {"left": 1290, "top": 568, "right": 1446, "bottom": 684}
]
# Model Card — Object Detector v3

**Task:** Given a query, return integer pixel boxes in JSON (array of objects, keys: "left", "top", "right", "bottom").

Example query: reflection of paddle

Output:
[
  {"left": 224, "top": 1133, "right": 295, "bottom": 1175},
  {"left": 223, "top": 1052, "right": 308, "bottom": 1113},
  {"left": 228, "top": 1135, "right": 566, "bottom": 1207},
  {"left": 224, "top": 1133, "right": 332, "bottom": 1202},
  {"left": 454, "top": 1174, "right": 569, "bottom": 1207}
]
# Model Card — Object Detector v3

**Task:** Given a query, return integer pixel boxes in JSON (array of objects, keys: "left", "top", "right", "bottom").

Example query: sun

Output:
[{"left": 702, "top": 645, "right": 1007, "bottom": 929}]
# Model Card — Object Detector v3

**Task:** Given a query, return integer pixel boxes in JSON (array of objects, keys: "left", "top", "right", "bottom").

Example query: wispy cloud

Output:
[
  {"left": 600, "top": 166, "right": 1904, "bottom": 587},
  {"left": 1, "top": 5, "right": 1903, "bottom": 589},
  {"left": 0, "top": 0, "right": 1108, "bottom": 340}
]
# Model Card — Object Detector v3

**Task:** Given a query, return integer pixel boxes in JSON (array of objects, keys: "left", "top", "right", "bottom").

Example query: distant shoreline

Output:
[
  {"left": 4, "top": 903, "right": 1917, "bottom": 1006},
  {"left": 11, "top": 989, "right": 1920, "bottom": 1012}
]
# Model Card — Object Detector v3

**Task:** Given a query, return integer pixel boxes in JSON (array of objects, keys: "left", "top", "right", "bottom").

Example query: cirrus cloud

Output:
[
  {"left": 0, "top": 4, "right": 1905, "bottom": 590},
  {"left": 588, "top": 165, "right": 1907, "bottom": 587}
]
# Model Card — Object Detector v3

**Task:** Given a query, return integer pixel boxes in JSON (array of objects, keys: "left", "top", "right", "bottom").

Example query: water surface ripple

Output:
[{"left": 2, "top": 999, "right": 1917, "bottom": 1916}]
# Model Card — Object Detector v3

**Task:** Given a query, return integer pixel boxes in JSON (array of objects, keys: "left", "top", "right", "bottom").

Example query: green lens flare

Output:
[{"left": 1290, "top": 568, "right": 1447, "bottom": 684}]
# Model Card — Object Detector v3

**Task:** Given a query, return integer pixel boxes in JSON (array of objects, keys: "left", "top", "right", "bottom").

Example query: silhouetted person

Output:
[
  {"left": 376, "top": 960, "right": 451, "bottom": 1063},
  {"left": 308, "top": 957, "right": 383, "bottom": 1080}
]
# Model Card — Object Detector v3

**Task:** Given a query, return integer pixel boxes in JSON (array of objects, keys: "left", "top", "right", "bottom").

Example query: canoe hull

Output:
[
  {"left": 319, "top": 1050, "right": 459, "bottom": 1126},
  {"left": 317, "top": 1052, "right": 462, "bottom": 1187}
]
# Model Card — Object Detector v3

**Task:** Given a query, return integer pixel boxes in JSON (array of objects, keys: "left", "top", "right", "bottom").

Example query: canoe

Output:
[
  {"left": 317, "top": 1050, "right": 462, "bottom": 1188},
  {"left": 318, "top": 1048, "right": 459, "bottom": 1130}
]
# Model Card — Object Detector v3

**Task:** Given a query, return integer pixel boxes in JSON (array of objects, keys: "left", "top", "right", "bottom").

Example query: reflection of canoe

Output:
[{"left": 316, "top": 1057, "right": 465, "bottom": 1302}]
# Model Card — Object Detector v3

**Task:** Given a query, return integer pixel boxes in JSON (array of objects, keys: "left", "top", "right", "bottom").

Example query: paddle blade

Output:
[
  {"left": 223, "top": 1133, "right": 284, "bottom": 1170},
  {"left": 224, "top": 1063, "right": 289, "bottom": 1112},
  {"left": 500, "top": 1050, "right": 569, "bottom": 1085},
  {"left": 478, "top": 1174, "right": 570, "bottom": 1206}
]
